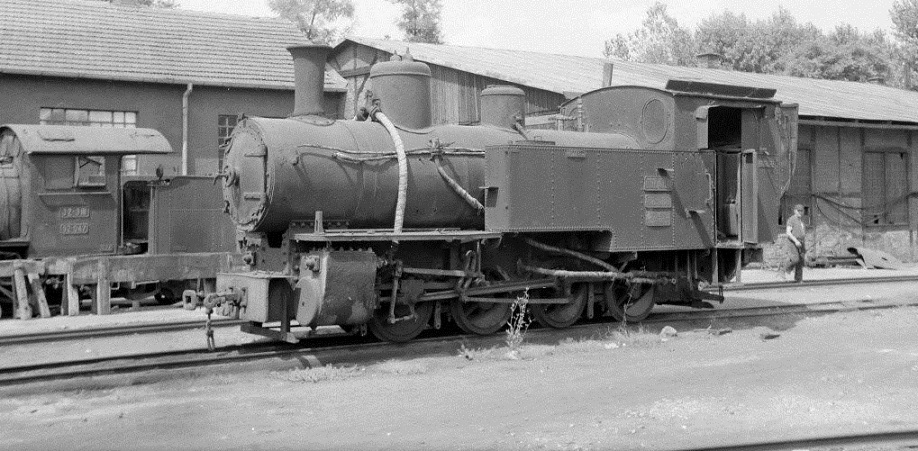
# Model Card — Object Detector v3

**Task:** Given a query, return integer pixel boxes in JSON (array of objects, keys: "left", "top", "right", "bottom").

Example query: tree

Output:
[
  {"left": 780, "top": 26, "right": 896, "bottom": 83},
  {"left": 389, "top": 0, "right": 444, "bottom": 44},
  {"left": 696, "top": 8, "right": 820, "bottom": 73},
  {"left": 891, "top": 0, "right": 918, "bottom": 89},
  {"left": 268, "top": 0, "right": 355, "bottom": 44},
  {"left": 603, "top": 2, "right": 696, "bottom": 66}
]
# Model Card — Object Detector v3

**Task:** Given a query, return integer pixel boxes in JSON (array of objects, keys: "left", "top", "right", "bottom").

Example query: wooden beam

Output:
[
  {"left": 92, "top": 259, "right": 111, "bottom": 315},
  {"left": 338, "top": 66, "right": 371, "bottom": 78},
  {"left": 65, "top": 272, "right": 80, "bottom": 316},
  {"left": 28, "top": 273, "right": 51, "bottom": 318},
  {"left": 13, "top": 269, "right": 31, "bottom": 320}
]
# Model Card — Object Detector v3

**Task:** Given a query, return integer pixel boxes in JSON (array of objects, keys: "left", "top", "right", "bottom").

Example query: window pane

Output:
[
  {"left": 113, "top": 111, "right": 124, "bottom": 123},
  {"left": 51, "top": 108, "right": 66, "bottom": 123},
  {"left": 39, "top": 108, "right": 52, "bottom": 122},
  {"left": 122, "top": 155, "right": 138, "bottom": 176},
  {"left": 89, "top": 110, "right": 112, "bottom": 124},
  {"left": 125, "top": 112, "right": 137, "bottom": 124},
  {"left": 65, "top": 109, "right": 88, "bottom": 125},
  {"left": 75, "top": 155, "right": 106, "bottom": 187}
]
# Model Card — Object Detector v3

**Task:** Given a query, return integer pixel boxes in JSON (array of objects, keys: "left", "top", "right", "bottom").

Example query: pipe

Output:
[
  {"left": 181, "top": 82, "right": 193, "bottom": 175},
  {"left": 523, "top": 237, "right": 617, "bottom": 272},
  {"left": 513, "top": 120, "right": 534, "bottom": 141},
  {"left": 518, "top": 263, "right": 663, "bottom": 285},
  {"left": 435, "top": 159, "right": 484, "bottom": 213},
  {"left": 373, "top": 111, "right": 408, "bottom": 238}
]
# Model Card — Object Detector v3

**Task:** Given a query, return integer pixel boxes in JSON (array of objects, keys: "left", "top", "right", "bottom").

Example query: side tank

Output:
[{"left": 222, "top": 46, "right": 640, "bottom": 234}]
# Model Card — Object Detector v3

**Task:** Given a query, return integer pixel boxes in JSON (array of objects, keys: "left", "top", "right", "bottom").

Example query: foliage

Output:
[
  {"left": 780, "top": 26, "right": 896, "bottom": 83},
  {"left": 891, "top": 0, "right": 918, "bottom": 89},
  {"left": 695, "top": 8, "right": 821, "bottom": 73},
  {"left": 608, "top": 3, "right": 913, "bottom": 90},
  {"left": 389, "top": 0, "right": 444, "bottom": 44},
  {"left": 603, "top": 2, "right": 696, "bottom": 66},
  {"left": 504, "top": 291, "right": 531, "bottom": 357},
  {"left": 272, "top": 364, "right": 362, "bottom": 383},
  {"left": 268, "top": 0, "right": 355, "bottom": 44}
]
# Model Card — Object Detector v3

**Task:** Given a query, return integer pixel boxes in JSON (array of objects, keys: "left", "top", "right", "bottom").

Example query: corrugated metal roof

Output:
[
  {"left": 345, "top": 36, "right": 918, "bottom": 124},
  {"left": 2, "top": 124, "right": 172, "bottom": 155},
  {"left": 0, "top": 0, "right": 347, "bottom": 91}
]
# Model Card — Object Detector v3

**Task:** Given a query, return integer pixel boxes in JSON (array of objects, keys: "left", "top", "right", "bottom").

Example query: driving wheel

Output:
[
  {"left": 368, "top": 300, "right": 434, "bottom": 343},
  {"left": 530, "top": 283, "right": 588, "bottom": 329},
  {"left": 604, "top": 281, "right": 655, "bottom": 322}
]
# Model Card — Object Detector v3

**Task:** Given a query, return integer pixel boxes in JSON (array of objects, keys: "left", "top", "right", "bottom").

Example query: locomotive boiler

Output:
[{"left": 211, "top": 44, "right": 798, "bottom": 342}]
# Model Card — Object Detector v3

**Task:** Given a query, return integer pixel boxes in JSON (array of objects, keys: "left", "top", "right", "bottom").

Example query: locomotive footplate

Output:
[{"left": 293, "top": 229, "right": 502, "bottom": 243}]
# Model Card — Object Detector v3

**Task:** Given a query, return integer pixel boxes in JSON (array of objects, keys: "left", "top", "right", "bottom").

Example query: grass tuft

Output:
[
  {"left": 272, "top": 365, "right": 362, "bottom": 383},
  {"left": 504, "top": 290, "right": 532, "bottom": 358},
  {"left": 376, "top": 359, "right": 429, "bottom": 375}
]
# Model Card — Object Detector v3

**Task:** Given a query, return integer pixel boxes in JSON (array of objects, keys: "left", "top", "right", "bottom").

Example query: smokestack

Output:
[{"left": 287, "top": 44, "right": 332, "bottom": 117}]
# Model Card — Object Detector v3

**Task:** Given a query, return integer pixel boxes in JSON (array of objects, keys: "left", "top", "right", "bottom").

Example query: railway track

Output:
[
  {"left": 0, "top": 318, "right": 246, "bottom": 346},
  {"left": 718, "top": 273, "right": 918, "bottom": 291},
  {"left": 2, "top": 287, "right": 916, "bottom": 389},
  {"left": 2, "top": 274, "right": 915, "bottom": 347}
]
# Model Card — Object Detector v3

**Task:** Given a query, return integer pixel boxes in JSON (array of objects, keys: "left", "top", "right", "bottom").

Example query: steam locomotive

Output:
[
  {"left": 0, "top": 125, "right": 235, "bottom": 318},
  {"left": 208, "top": 44, "right": 799, "bottom": 342}
]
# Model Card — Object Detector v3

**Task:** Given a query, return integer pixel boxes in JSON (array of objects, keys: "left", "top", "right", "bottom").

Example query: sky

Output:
[{"left": 178, "top": 0, "right": 901, "bottom": 58}]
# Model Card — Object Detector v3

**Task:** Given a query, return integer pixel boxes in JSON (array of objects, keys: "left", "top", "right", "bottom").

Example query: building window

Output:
[
  {"left": 217, "top": 115, "right": 238, "bottom": 171},
  {"left": 39, "top": 108, "right": 139, "bottom": 175},
  {"left": 863, "top": 149, "right": 909, "bottom": 226}
]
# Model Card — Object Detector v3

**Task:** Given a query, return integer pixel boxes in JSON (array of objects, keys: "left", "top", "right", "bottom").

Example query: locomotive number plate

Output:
[
  {"left": 60, "top": 223, "right": 89, "bottom": 235},
  {"left": 644, "top": 210, "right": 672, "bottom": 227},
  {"left": 60, "top": 206, "right": 90, "bottom": 219}
]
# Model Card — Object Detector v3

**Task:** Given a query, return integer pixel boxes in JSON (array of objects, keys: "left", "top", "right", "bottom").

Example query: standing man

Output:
[{"left": 785, "top": 204, "right": 806, "bottom": 283}]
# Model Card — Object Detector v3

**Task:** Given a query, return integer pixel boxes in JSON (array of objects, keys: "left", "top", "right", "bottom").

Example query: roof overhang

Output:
[
  {"left": 2, "top": 124, "right": 173, "bottom": 155},
  {"left": 0, "top": 68, "right": 349, "bottom": 93}
]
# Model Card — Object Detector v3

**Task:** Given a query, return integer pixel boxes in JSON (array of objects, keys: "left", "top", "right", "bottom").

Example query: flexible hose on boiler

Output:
[
  {"left": 522, "top": 237, "right": 618, "bottom": 272},
  {"left": 373, "top": 111, "right": 407, "bottom": 237},
  {"left": 435, "top": 159, "right": 484, "bottom": 213}
]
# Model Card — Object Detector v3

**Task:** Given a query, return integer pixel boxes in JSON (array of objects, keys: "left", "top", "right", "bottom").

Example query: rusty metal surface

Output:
[
  {"left": 346, "top": 37, "right": 918, "bottom": 125},
  {"left": 217, "top": 271, "right": 294, "bottom": 324},
  {"left": 69, "top": 252, "right": 239, "bottom": 285},
  {"left": 147, "top": 176, "right": 236, "bottom": 254},
  {"left": 1, "top": 125, "right": 171, "bottom": 155},
  {"left": 369, "top": 58, "right": 433, "bottom": 129},
  {"left": 295, "top": 250, "right": 376, "bottom": 327},
  {"left": 222, "top": 116, "right": 637, "bottom": 234},
  {"left": 484, "top": 144, "right": 714, "bottom": 252}
]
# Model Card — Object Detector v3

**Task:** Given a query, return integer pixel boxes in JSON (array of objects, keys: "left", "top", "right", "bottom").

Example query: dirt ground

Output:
[{"left": 2, "top": 301, "right": 918, "bottom": 450}]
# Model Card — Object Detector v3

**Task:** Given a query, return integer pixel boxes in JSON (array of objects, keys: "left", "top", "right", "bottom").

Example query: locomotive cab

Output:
[{"left": 0, "top": 125, "right": 172, "bottom": 259}]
